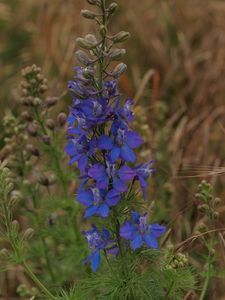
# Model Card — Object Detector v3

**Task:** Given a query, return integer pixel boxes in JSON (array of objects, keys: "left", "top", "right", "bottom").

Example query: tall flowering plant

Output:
[{"left": 65, "top": 0, "right": 166, "bottom": 272}]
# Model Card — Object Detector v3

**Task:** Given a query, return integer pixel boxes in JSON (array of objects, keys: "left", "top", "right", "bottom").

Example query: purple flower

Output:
[
  {"left": 120, "top": 211, "right": 166, "bottom": 250},
  {"left": 83, "top": 226, "right": 118, "bottom": 272},
  {"left": 77, "top": 187, "right": 121, "bottom": 218},
  {"left": 135, "top": 161, "right": 155, "bottom": 199},
  {"left": 98, "top": 127, "right": 144, "bottom": 163},
  {"left": 88, "top": 162, "right": 136, "bottom": 192}
]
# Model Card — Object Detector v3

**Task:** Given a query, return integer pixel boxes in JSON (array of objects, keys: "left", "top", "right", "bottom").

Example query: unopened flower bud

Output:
[
  {"left": 83, "top": 67, "right": 95, "bottom": 79},
  {"left": 87, "top": 0, "right": 97, "bottom": 4},
  {"left": 198, "top": 204, "right": 209, "bottom": 213},
  {"left": 109, "top": 48, "right": 126, "bottom": 61},
  {"left": 12, "top": 220, "right": 19, "bottom": 232},
  {"left": 213, "top": 197, "right": 221, "bottom": 206},
  {"left": 100, "top": 25, "right": 107, "bottom": 37},
  {"left": 57, "top": 112, "right": 67, "bottom": 126},
  {"left": 76, "top": 50, "right": 92, "bottom": 66},
  {"left": 46, "top": 97, "right": 58, "bottom": 108},
  {"left": 42, "top": 135, "right": 51, "bottom": 145},
  {"left": 112, "top": 31, "right": 130, "bottom": 43},
  {"left": 27, "top": 123, "right": 39, "bottom": 136},
  {"left": 21, "top": 111, "right": 33, "bottom": 122},
  {"left": 38, "top": 175, "right": 50, "bottom": 186},
  {"left": 108, "top": 2, "right": 118, "bottom": 15},
  {"left": 39, "top": 84, "right": 48, "bottom": 93},
  {"left": 111, "top": 63, "right": 127, "bottom": 78},
  {"left": 81, "top": 9, "right": 97, "bottom": 19},
  {"left": 23, "top": 228, "right": 34, "bottom": 240},
  {"left": 76, "top": 37, "right": 97, "bottom": 50},
  {"left": 32, "top": 97, "right": 42, "bottom": 107},
  {"left": 213, "top": 211, "right": 219, "bottom": 219},
  {"left": 46, "top": 119, "right": 55, "bottom": 130},
  {"left": 26, "top": 144, "right": 40, "bottom": 157},
  {"left": 0, "top": 248, "right": 9, "bottom": 258}
]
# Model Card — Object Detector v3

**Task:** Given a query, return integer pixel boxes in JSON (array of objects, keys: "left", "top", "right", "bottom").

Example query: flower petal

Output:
[
  {"left": 118, "top": 166, "right": 136, "bottom": 181},
  {"left": 143, "top": 234, "right": 158, "bottom": 249},
  {"left": 98, "top": 135, "right": 113, "bottom": 150},
  {"left": 120, "top": 221, "right": 136, "bottom": 240},
  {"left": 149, "top": 224, "right": 167, "bottom": 238},
  {"left": 77, "top": 190, "right": 93, "bottom": 206},
  {"left": 84, "top": 205, "right": 97, "bottom": 218},
  {"left": 88, "top": 163, "right": 106, "bottom": 180},
  {"left": 131, "top": 211, "right": 140, "bottom": 224},
  {"left": 106, "top": 190, "right": 121, "bottom": 206},
  {"left": 126, "top": 131, "right": 144, "bottom": 149},
  {"left": 121, "top": 145, "right": 136, "bottom": 162},
  {"left": 110, "top": 146, "right": 120, "bottom": 162},
  {"left": 91, "top": 251, "right": 101, "bottom": 272},
  {"left": 97, "top": 203, "right": 110, "bottom": 218},
  {"left": 131, "top": 234, "right": 142, "bottom": 250},
  {"left": 113, "top": 178, "right": 128, "bottom": 192}
]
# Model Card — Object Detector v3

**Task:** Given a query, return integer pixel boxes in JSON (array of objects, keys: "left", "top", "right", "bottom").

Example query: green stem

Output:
[
  {"left": 23, "top": 261, "right": 57, "bottom": 300},
  {"left": 2, "top": 191, "right": 56, "bottom": 300},
  {"left": 165, "top": 280, "right": 175, "bottom": 300},
  {"left": 199, "top": 258, "right": 210, "bottom": 300}
]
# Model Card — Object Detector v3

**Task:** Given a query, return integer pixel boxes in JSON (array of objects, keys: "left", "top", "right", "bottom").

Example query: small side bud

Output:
[
  {"left": 87, "top": 0, "right": 97, "bottom": 4},
  {"left": 213, "top": 197, "right": 221, "bottom": 206},
  {"left": 46, "top": 97, "right": 58, "bottom": 108},
  {"left": 111, "top": 63, "right": 127, "bottom": 78},
  {"left": 108, "top": 2, "right": 118, "bottom": 15},
  {"left": 46, "top": 119, "right": 55, "bottom": 130},
  {"left": 38, "top": 175, "right": 50, "bottom": 186},
  {"left": 27, "top": 123, "right": 39, "bottom": 137},
  {"left": 42, "top": 135, "right": 51, "bottom": 145},
  {"left": 26, "top": 144, "right": 40, "bottom": 157},
  {"left": 112, "top": 31, "right": 130, "bottom": 43},
  {"left": 12, "top": 220, "right": 19, "bottom": 232},
  {"left": 21, "top": 111, "right": 33, "bottom": 122},
  {"left": 109, "top": 48, "right": 126, "bottom": 61},
  {"left": 0, "top": 248, "right": 10, "bottom": 258},
  {"left": 57, "top": 112, "right": 67, "bottom": 126},
  {"left": 76, "top": 37, "right": 97, "bottom": 50},
  {"left": 75, "top": 50, "right": 92, "bottom": 66},
  {"left": 23, "top": 228, "right": 34, "bottom": 240},
  {"left": 81, "top": 9, "right": 97, "bottom": 19}
]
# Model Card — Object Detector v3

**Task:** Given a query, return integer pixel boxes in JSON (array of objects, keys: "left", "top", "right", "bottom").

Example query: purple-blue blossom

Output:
[
  {"left": 120, "top": 211, "right": 166, "bottom": 250},
  {"left": 82, "top": 225, "right": 118, "bottom": 272}
]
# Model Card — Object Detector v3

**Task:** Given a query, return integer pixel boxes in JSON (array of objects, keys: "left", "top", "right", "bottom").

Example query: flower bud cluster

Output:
[
  {"left": 196, "top": 180, "right": 221, "bottom": 221},
  {"left": 20, "top": 64, "right": 48, "bottom": 107},
  {"left": 165, "top": 252, "right": 189, "bottom": 270}
]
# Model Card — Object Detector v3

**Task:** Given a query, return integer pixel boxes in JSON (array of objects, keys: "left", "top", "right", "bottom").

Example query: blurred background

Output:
[{"left": 1, "top": 0, "right": 225, "bottom": 298}]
